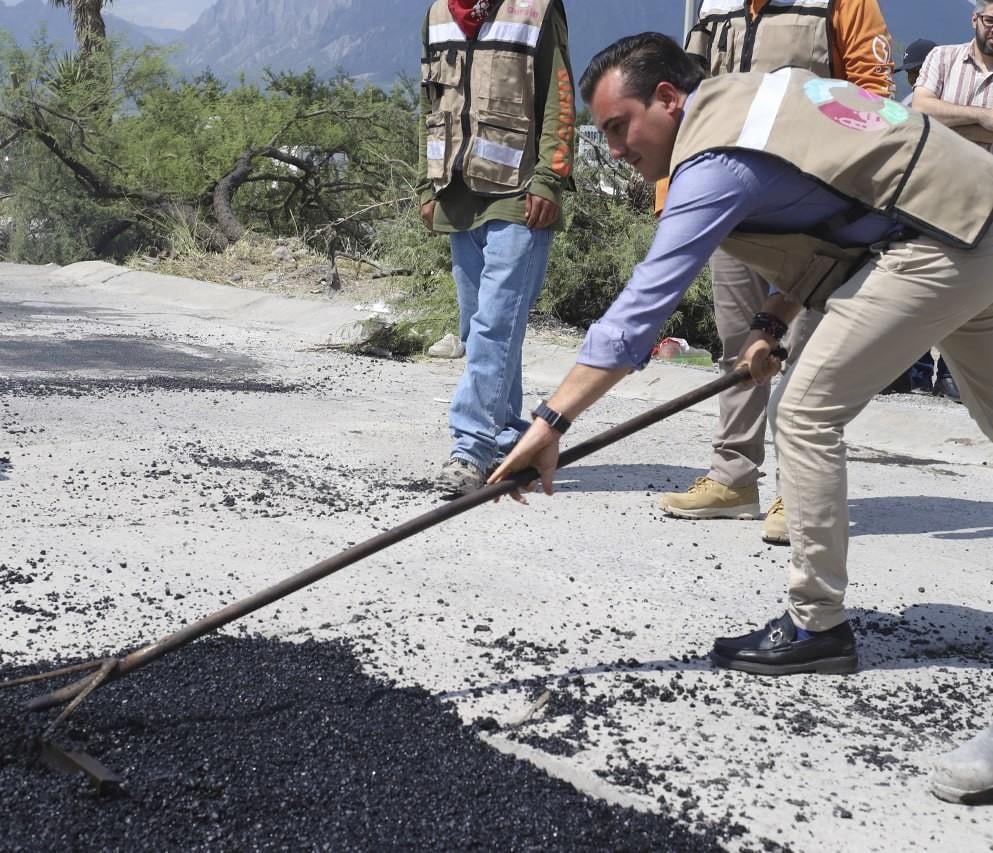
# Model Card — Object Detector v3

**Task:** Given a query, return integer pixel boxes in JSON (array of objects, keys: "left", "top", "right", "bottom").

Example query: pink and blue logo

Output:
[{"left": 804, "top": 79, "right": 908, "bottom": 132}]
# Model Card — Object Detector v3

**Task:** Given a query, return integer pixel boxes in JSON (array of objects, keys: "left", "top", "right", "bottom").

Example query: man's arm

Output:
[
  {"left": 913, "top": 87, "right": 993, "bottom": 131},
  {"left": 953, "top": 124, "right": 993, "bottom": 144},
  {"left": 733, "top": 293, "right": 803, "bottom": 386},
  {"left": 831, "top": 0, "right": 894, "bottom": 95},
  {"left": 489, "top": 364, "right": 627, "bottom": 498},
  {"left": 490, "top": 292, "right": 795, "bottom": 498},
  {"left": 415, "top": 15, "right": 436, "bottom": 228},
  {"left": 912, "top": 44, "right": 993, "bottom": 132},
  {"left": 490, "top": 153, "right": 773, "bottom": 495},
  {"left": 526, "top": 4, "right": 575, "bottom": 229}
]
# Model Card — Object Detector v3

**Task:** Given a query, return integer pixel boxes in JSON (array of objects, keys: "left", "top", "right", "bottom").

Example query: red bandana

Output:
[{"left": 447, "top": 0, "right": 495, "bottom": 40}]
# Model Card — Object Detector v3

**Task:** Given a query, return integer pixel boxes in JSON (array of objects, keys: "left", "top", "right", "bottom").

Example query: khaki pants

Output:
[
  {"left": 770, "top": 234, "right": 993, "bottom": 631},
  {"left": 708, "top": 248, "right": 821, "bottom": 487}
]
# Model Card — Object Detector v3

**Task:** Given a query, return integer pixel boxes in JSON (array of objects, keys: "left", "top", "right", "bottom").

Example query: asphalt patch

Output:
[
  {"left": 0, "top": 377, "right": 298, "bottom": 397},
  {"left": 0, "top": 637, "right": 728, "bottom": 851},
  {"left": 0, "top": 335, "right": 259, "bottom": 377}
]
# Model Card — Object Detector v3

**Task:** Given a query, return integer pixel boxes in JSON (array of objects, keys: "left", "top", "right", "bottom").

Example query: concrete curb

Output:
[{"left": 45, "top": 261, "right": 993, "bottom": 467}]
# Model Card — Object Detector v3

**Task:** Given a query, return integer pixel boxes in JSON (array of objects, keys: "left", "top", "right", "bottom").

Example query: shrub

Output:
[{"left": 374, "top": 156, "right": 719, "bottom": 356}]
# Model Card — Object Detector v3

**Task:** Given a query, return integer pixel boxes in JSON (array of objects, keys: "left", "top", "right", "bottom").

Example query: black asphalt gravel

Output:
[{"left": 0, "top": 637, "right": 734, "bottom": 852}]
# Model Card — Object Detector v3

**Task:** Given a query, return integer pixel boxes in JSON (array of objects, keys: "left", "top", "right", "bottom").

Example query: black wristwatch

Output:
[{"left": 531, "top": 401, "right": 571, "bottom": 434}]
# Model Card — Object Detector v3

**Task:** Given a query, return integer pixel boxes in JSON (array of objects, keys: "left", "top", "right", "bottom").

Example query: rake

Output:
[{"left": 2, "top": 365, "right": 754, "bottom": 755}]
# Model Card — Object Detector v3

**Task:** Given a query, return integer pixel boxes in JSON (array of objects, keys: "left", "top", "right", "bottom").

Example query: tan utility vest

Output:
[
  {"left": 687, "top": 0, "right": 833, "bottom": 77},
  {"left": 422, "top": 0, "right": 556, "bottom": 196},
  {"left": 671, "top": 68, "right": 993, "bottom": 308}
]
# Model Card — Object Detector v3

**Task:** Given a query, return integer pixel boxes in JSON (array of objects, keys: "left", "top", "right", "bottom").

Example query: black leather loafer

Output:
[{"left": 710, "top": 612, "right": 858, "bottom": 675}]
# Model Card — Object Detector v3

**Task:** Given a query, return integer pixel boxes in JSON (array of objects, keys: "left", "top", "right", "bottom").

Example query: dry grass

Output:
[{"left": 125, "top": 234, "right": 400, "bottom": 305}]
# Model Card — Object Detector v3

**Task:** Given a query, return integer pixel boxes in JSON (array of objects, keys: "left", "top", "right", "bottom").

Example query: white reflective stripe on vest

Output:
[
  {"left": 736, "top": 68, "right": 792, "bottom": 150},
  {"left": 428, "top": 22, "right": 467, "bottom": 44},
  {"left": 768, "top": 0, "right": 829, "bottom": 8},
  {"left": 426, "top": 140, "right": 446, "bottom": 161},
  {"left": 700, "top": 0, "right": 742, "bottom": 14},
  {"left": 477, "top": 20, "right": 541, "bottom": 48},
  {"left": 472, "top": 138, "right": 524, "bottom": 168},
  {"left": 701, "top": 0, "right": 829, "bottom": 11}
]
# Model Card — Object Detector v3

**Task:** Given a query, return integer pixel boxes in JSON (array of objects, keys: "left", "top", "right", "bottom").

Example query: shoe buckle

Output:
[{"left": 769, "top": 626, "right": 784, "bottom": 644}]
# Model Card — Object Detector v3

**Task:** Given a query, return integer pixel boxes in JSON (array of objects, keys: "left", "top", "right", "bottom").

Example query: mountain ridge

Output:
[{"left": 0, "top": 0, "right": 978, "bottom": 89}]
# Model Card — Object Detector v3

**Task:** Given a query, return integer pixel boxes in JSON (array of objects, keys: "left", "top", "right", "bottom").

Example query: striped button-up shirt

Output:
[{"left": 916, "top": 41, "right": 993, "bottom": 152}]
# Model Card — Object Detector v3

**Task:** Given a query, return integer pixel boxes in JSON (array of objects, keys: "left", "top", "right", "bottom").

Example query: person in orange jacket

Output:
[{"left": 656, "top": 0, "right": 894, "bottom": 546}]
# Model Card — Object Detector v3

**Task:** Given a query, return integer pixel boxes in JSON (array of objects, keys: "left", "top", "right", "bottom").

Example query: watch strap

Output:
[{"left": 532, "top": 401, "right": 571, "bottom": 434}]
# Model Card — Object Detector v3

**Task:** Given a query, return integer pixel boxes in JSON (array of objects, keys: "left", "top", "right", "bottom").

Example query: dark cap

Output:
[{"left": 896, "top": 39, "right": 937, "bottom": 72}]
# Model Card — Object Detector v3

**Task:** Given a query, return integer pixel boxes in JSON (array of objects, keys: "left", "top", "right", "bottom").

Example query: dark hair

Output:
[{"left": 579, "top": 33, "right": 705, "bottom": 105}]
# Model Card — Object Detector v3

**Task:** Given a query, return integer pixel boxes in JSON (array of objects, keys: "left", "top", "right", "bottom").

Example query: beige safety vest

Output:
[
  {"left": 421, "top": 0, "right": 555, "bottom": 196},
  {"left": 671, "top": 68, "right": 993, "bottom": 308},
  {"left": 687, "top": 0, "right": 832, "bottom": 78}
]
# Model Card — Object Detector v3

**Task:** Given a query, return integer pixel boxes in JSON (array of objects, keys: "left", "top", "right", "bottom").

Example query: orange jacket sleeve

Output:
[{"left": 831, "top": 0, "right": 894, "bottom": 95}]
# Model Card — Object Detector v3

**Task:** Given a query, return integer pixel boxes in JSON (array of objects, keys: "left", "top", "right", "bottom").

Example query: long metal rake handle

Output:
[{"left": 5, "top": 365, "right": 750, "bottom": 719}]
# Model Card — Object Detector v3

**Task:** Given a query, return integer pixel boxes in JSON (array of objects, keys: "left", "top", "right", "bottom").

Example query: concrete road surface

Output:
[{"left": 2, "top": 261, "right": 992, "bottom": 850}]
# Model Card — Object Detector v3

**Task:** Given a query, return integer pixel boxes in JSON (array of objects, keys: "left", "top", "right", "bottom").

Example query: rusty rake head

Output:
[{"left": 0, "top": 657, "right": 120, "bottom": 738}]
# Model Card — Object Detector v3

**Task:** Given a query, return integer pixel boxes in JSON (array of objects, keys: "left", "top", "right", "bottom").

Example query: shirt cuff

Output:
[
  {"left": 577, "top": 321, "right": 651, "bottom": 371},
  {"left": 527, "top": 177, "right": 564, "bottom": 207}
]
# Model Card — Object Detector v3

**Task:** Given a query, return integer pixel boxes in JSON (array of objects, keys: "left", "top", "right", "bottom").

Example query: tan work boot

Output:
[
  {"left": 661, "top": 476, "right": 760, "bottom": 520},
  {"left": 761, "top": 496, "right": 790, "bottom": 545}
]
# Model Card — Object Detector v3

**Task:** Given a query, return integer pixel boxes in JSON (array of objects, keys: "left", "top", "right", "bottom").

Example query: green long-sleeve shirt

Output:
[{"left": 414, "top": 2, "right": 576, "bottom": 233}]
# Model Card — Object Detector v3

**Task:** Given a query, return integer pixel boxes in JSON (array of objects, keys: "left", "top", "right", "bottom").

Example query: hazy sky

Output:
[
  {"left": 0, "top": 0, "right": 217, "bottom": 30},
  {"left": 101, "top": 0, "right": 980, "bottom": 31},
  {"left": 2, "top": 0, "right": 983, "bottom": 34}
]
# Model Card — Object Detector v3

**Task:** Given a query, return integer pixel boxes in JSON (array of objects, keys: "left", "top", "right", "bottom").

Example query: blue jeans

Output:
[{"left": 448, "top": 222, "right": 552, "bottom": 471}]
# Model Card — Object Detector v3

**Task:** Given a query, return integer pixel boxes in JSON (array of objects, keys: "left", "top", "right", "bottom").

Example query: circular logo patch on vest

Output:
[{"left": 804, "top": 79, "right": 908, "bottom": 132}]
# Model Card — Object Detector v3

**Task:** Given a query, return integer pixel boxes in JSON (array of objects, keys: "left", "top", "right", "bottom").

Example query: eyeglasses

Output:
[{"left": 977, "top": 13, "right": 993, "bottom": 29}]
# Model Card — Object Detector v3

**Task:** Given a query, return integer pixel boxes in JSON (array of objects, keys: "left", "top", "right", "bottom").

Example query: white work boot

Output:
[
  {"left": 427, "top": 333, "right": 465, "bottom": 358},
  {"left": 930, "top": 724, "right": 993, "bottom": 805}
]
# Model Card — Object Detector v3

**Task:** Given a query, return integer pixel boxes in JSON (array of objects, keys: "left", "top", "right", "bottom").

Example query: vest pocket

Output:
[
  {"left": 425, "top": 112, "right": 450, "bottom": 181},
  {"left": 464, "top": 111, "right": 532, "bottom": 189},
  {"left": 472, "top": 50, "right": 529, "bottom": 114},
  {"left": 422, "top": 52, "right": 464, "bottom": 107}
]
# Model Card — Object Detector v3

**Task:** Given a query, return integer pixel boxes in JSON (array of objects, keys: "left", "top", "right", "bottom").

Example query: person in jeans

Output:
[
  {"left": 416, "top": 0, "right": 575, "bottom": 496},
  {"left": 657, "top": 0, "right": 894, "bottom": 546}
]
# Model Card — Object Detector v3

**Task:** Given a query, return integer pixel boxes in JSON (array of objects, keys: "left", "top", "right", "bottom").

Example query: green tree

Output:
[
  {"left": 0, "top": 35, "right": 423, "bottom": 262},
  {"left": 50, "top": 0, "right": 114, "bottom": 58}
]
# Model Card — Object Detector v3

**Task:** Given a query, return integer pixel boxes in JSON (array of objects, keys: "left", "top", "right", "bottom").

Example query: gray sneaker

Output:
[
  {"left": 931, "top": 724, "right": 993, "bottom": 805},
  {"left": 436, "top": 457, "right": 485, "bottom": 497}
]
